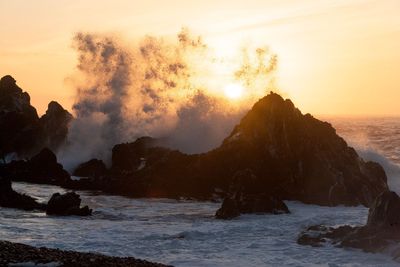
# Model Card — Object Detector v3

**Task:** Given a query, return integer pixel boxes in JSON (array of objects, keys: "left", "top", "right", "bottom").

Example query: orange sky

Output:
[{"left": 0, "top": 0, "right": 399, "bottom": 116}]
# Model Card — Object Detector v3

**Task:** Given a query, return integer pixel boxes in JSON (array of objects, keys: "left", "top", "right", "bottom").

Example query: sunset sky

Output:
[{"left": 1, "top": 0, "right": 399, "bottom": 116}]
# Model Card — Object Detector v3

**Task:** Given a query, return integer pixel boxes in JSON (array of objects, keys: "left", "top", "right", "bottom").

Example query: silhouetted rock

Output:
[
  {"left": 46, "top": 192, "right": 92, "bottom": 216},
  {"left": 0, "top": 75, "right": 41, "bottom": 158},
  {"left": 40, "top": 101, "right": 73, "bottom": 152},
  {"left": 0, "top": 75, "right": 72, "bottom": 159},
  {"left": 297, "top": 191, "right": 400, "bottom": 261},
  {"left": 215, "top": 197, "right": 240, "bottom": 219},
  {"left": 5, "top": 148, "right": 71, "bottom": 185},
  {"left": 108, "top": 92, "right": 388, "bottom": 206},
  {"left": 73, "top": 159, "right": 107, "bottom": 178},
  {"left": 216, "top": 169, "right": 289, "bottom": 219},
  {"left": 0, "top": 177, "right": 45, "bottom": 211}
]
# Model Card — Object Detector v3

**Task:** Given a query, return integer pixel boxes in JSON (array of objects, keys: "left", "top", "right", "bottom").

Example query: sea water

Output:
[{"left": 1, "top": 117, "right": 400, "bottom": 266}]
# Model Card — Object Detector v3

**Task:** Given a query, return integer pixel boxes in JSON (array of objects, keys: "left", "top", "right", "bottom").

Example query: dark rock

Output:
[
  {"left": 298, "top": 190, "right": 400, "bottom": 262},
  {"left": 0, "top": 176, "right": 45, "bottom": 211},
  {"left": 367, "top": 190, "right": 400, "bottom": 228},
  {"left": 0, "top": 75, "right": 72, "bottom": 159},
  {"left": 40, "top": 101, "right": 73, "bottom": 152},
  {"left": 107, "top": 92, "right": 388, "bottom": 206},
  {"left": 5, "top": 148, "right": 71, "bottom": 185},
  {"left": 216, "top": 169, "right": 290, "bottom": 219},
  {"left": 46, "top": 192, "right": 92, "bottom": 216},
  {"left": 215, "top": 197, "right": 240, "bottom": 219},
  {"left": 73, "top": 159, "right": 107, "bottom": 178},
  {"left": 0, "top": 75, "right": 41, "bottom": 158}
]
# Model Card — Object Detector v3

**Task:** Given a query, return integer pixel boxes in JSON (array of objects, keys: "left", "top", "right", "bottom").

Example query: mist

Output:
[{"left": 58, "top": 29, "right": 277, "bottom": 171}]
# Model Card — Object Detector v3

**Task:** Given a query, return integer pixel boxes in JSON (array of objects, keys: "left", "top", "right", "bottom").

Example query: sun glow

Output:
[{"left": 223, "top": 83, "right": 244, "bottom": 99}]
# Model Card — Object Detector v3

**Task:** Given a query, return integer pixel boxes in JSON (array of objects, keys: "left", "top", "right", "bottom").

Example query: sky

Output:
[{"left": 0, "top": 0, "right": 399, "bottom": 116}]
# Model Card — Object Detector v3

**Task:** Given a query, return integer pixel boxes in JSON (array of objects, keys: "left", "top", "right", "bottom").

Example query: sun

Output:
[{"left": 223, "top": 83, "right": 244, "bottom": 99}]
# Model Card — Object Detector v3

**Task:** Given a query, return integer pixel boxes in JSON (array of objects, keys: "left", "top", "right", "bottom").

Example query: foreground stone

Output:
[
  {"left": 297, "top": 190, "right": 400, "bottom": 261},
  {"left": 0, "top": 177, "right": 45, "bottom": 211},
  {"left": 46, "top": 192, "right": 92, "bottom": 216},
  {"left": 0, "top": 240, "right": 171, "bottom": 267}
]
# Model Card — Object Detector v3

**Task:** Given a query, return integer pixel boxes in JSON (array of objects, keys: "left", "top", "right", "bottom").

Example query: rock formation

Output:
[
  {"left": 0, "top": 75, "right": 72, "bottom": 160},
  {"left": 297, "top": 190, "right": 400, "bottom": 261},
  {"left": 215, "top": 169, "right": 289, "bottom": 219},
  {"left": 73, "top": 158, "right": 107, "bottom": 178},
  {"left": 46, "top": 192, "right": 92, "bottom": 216},
  {"left": 0, "top": 176, "right": 45, "bottom": 211},
  {"left": 108, "top": 92, "right": 388, "bottom": 207},
  {"left": 4, "top": 148, "right": 71, "bottom": 185}
]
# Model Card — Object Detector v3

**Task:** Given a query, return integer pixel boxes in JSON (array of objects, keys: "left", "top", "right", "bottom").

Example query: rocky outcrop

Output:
[
  {"left": 0, "top": 75, "right": 41, "bottom": 159},
  {"left": 215, "top": 169, "right": 289, "bottom": 219},
  {"left": 73, "top": 159, "right": 107, "bottom": 178},
  {"left": 0, "top": 177, "right": 45, "bottom": 211},
  {"left": 297, "top": 190, "right": 400, "bottom": 261},
  {"left": 46, "top": 192, "right": 92, "bottom": 216},
  {"left": 4, "top": 148, "right": 71, "bottom": 185},
  {"left": 40, "top": 101, "right": 73, "bottom": 152},
  {"left": 0, "top": 75, "right": 72, "bottom": 160},
  {"left": 0, "top": 240, "right": 171, "bottom": 267},
  {"left": 108, "top": 92, "right": 388, "bottom": 206}
]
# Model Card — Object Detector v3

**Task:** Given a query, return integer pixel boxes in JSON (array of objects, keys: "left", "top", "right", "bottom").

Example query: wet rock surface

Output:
[
  {"left": 46, "top": 192, "right": 92, "bottom": 216},
  {"left": 0, "top": 177, "right": 45, "bottom": 211},
  {"left": 0, "top": 240, "right": 171, "bottom": 267},
  {"left": 215, "top": 169, "right": 289, "bottom": 219},
  {"left": 297, "top": 190, "right": 400, "bottom": 262}
]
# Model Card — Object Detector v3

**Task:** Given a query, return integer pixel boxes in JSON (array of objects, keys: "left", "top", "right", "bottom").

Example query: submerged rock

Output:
[
  {"left": 297, "top": 190, "right": 400, "bottom": 261},
  {"left": 0, "top": 177, "right": 45, "bottom": 211},
  {"left": 46, "top": 192, "right": 92, "bottom": 216}
]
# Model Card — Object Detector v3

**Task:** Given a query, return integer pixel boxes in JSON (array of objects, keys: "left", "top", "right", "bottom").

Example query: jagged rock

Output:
[
  {"left": 0, "top": 75, "right": 41, "bottom": 158},
  {"left": 5, "top": 148, "right": 71, "bottom": 185},
  {"left": 0, "top": 75, "right": 72, "bottom": 159},
  {"left": 297, "top": 191, "right": 400, "bottom": 261},
  {"left": 108, "top": 92, "right": 387, "bottom": 206},
  {"left": 40, "top": 101, "right": 73, "bottom": 152},
  {"left": 46, "top": 192, "right": 92, "bottom": 216},
  {"left": 73, "top": 159, "right": 107, "bottom": 178},
  {"left": 0, "top": 176, "right": 45, "bottom": 211},
  {"left": 216, "top": 169, "right": 290, "bottom": 219}
]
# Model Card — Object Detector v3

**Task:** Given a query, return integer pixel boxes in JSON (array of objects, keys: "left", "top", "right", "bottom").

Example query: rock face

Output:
[
  {"left": 46, "top": 192, "right": 92, "bottom": 216},
  {"left": 215, "top": 169, "right": 290, "bottom": 219},
  {"left": 0, "top": 75, "right": 72, "bottom": 160},
  {"left": 0, "top": 75, "right": 41, "bottom": 158},
  {"left": 297, "top": 190, "right": 400, "bottom": 261},
  {"left": 108, "top": 92, "right": 388, "bottom": 207},
  {"left": 0, "top": 176, "right": 45, "bottom": 211},
  {"left": 4, "top": 148, "right": 71, "bottom": 185},
  {"left": 39, "top": 101, "right": 73, "bottom": 152},
  {"left": 73, "top": 158, "right": 107, "bottom": 178}
]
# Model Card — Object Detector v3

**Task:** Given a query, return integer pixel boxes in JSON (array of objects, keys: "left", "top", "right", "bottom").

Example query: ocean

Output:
[{"left": 1, "top": 117, "right": 400, "bottom": 266}]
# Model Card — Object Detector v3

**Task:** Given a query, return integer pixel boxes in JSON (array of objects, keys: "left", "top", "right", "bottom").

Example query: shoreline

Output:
[{"left": 0, "top": 240, "right": 171, "bottom": 267}]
